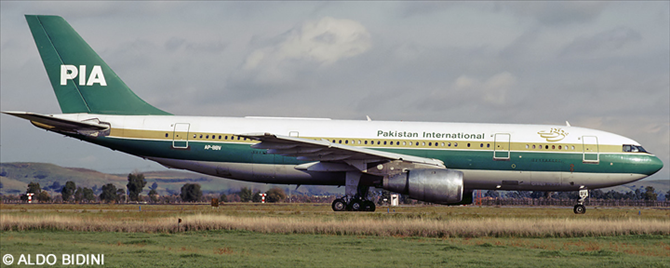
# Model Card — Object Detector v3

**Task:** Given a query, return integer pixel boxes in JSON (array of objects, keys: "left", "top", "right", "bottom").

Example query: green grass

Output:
[
  {"left": 1, "top": 231, "right": 668, "bottom": 267},
  {"left": 1, "top": 203, "right": 669, "bottom": 267}
]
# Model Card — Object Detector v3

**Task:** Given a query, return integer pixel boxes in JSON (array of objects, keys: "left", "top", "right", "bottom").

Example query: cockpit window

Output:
[{"left": 623, "top": 144, "right": 648, "bottom": 153}]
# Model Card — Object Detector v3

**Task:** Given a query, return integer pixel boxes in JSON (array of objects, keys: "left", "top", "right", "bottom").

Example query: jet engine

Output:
[{"left": 382, "top": 169, "right": 464, "bottom": 204}]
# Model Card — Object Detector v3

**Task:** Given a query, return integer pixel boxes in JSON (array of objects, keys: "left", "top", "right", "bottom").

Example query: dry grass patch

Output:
[{"left": 2, "top": 213, "right": 668, "bottom": 238}]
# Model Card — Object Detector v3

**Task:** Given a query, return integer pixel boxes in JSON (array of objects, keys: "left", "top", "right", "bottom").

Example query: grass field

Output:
[{"left": 1, "top": 203, "right": 669, "bottom": 267}]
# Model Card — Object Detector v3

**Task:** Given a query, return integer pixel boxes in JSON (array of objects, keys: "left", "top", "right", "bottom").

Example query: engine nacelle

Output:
[{"left": 382, "top": 169, "right": 464, "bottom": 204}]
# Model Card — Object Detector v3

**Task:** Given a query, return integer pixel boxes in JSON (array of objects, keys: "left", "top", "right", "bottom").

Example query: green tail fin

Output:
[{"left": 25, "top": 15, "right": 170, "bottom": 115}]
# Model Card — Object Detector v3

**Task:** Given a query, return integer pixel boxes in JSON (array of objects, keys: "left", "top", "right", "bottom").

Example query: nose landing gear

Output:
[{"left": 573, "top": 189, "right": 588, "bottom": 214}]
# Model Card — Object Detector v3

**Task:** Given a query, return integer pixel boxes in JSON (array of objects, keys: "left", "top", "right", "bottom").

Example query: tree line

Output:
[
  {"left": 6, "top": 173, "right": 292, "bottom": 204},
  {"left": 4, "top": 173, "right": 669, "bottom": 204},
  {"left": 482, "top": 187, "right": 665, "bottom": 201}
]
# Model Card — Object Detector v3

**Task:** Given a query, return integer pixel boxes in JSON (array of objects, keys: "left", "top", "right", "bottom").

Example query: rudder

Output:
[{"left": 25, "top": 15, "right": 170, "bottom": 115}]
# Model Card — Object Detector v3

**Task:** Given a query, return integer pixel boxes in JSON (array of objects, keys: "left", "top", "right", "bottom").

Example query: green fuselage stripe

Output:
[{"left": 77, "top": 134, "right": 656, "bottom": 175}]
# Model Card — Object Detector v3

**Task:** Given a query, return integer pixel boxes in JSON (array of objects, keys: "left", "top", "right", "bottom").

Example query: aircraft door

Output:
[
  {"left": 582, "top": 136, "right": 599, "bottom": 163},
  {"left": 172, "top": 123, "right": 190, "bottom": 149},
  {"left": 493, "top": 133, "right": 511, "bottom": 160}
]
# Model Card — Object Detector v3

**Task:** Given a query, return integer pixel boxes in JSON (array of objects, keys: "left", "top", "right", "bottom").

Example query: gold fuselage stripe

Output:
[{"left": 110, "top": 128, "right": 626, "bottom": 154}]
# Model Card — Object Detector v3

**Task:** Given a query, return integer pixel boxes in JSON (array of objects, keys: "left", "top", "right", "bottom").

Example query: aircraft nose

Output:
[{"left": 645, "top": 155, "right": 664, "bottom": 176}]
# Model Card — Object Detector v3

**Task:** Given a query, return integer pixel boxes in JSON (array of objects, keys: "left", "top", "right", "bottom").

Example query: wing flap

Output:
[{"left": 240, "top": 133, "right": 445, "bottom": 169}]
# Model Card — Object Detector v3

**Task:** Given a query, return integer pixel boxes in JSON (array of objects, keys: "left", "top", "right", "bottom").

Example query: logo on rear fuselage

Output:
[{"left": 60, "top": 65, "right": 107, "bottom": 86}]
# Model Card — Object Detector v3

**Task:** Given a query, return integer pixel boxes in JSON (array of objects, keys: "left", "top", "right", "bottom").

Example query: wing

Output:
[{"left": 240, "top": 132, "right": 445, "bottom": 174}]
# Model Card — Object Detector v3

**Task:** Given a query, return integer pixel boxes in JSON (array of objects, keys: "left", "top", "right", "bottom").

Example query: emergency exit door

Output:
[
  {"left": 493, "top": 133, "right": 511, "bottom": 160},
  {"left": 172, "top": 123, "right": 190, "bottom": 149}
]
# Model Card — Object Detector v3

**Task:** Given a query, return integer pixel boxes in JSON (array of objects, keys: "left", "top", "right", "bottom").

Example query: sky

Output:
[{"left": 1, "top": 2, "right": 668, "bottom": 181}]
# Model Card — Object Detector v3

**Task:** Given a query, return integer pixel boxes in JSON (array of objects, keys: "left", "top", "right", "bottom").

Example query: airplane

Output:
[{"left": 4, "top": 15, "right": 663, "bottom": 213}]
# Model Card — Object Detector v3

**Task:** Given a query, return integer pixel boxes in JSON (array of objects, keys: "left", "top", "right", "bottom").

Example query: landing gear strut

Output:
[{"left": 573, "top": 189, "right": 588, "bottom": 214}]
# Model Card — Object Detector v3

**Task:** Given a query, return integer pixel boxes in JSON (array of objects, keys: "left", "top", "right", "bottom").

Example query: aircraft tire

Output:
[
  {"left": 350, "top": 200, "right": 363, "bottom": 211},
  {"left": 332, "top": 199, "right": 347, "bottom": 212},
  {"left": 573, "top": 204, "right": 586, "bottom": 214},
  {"left": 363, "top": 200, "right": 376, "bottom": 212}
]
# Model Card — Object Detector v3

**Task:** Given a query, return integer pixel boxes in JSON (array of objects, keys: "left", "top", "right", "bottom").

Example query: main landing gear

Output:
[
  {"left": 573, "top": 189, "right": 588, "bottom": 214},
  {"left": 331, "top": 196, "right": 376, "bottom": 212},
  {"left": 331, "top": 171, "right": 376, "bottom": 212}
]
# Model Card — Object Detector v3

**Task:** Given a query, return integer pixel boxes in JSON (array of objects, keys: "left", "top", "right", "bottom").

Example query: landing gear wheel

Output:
[
  {"left": 332, "top": 199, "right": 347, "bottom": 211},
  {"left": 362, "top": 200, "right": 376, "bottom": 212},
  {"left": 573, "top": 204, "right": 586, "bottom": 214},
  {"left": 350, "top": 200, "right": 363, "bottom": 211}
]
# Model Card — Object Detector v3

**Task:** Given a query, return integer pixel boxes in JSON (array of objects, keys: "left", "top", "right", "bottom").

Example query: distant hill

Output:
[
  {"left": 0, "top": 163, "right": 127, "bottom": 195},
  {"left": 1, "top": 162, "right": 667, "bottom": 199},
  {"left": 0, "top": 162, "right": 343, "bottom": 196}
]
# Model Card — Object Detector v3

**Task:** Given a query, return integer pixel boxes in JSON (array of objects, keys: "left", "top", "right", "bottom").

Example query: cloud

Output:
[
  {"left": 165, "top": 37, "right": 227, "bottom": 54},
  {"left": 240, "top": 17, "right": 371, "bottom": 80},
  {"left": 559, "top": 27, "right": 642, "bottom": 58},
  {"left": 423, "top": 72, "right": 518, "bottom": 110},
  {"left": 396, "top": 2, "right": 457, "bottom": 17},
  {"left": 456, "top": 72, "right": 517, "bottom": 105},
  {"left": 498, "top": 28, "right": 541, "bottom": 60},
  {"left": 221, "top": 17, "right": 373, "bottom": 102},
  {"left": 502, "top": 2, "right": 608, "bottom": 26}
]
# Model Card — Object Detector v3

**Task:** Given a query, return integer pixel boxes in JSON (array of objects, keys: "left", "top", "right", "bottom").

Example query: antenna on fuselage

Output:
[{"left": 566, "top": 121, "right": 571, "bottom": 127}]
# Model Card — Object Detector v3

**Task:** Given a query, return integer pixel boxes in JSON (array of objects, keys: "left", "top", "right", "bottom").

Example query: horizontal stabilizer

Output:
[{"left": 3, "top": 111, "right": 109, "bottom": 134}]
